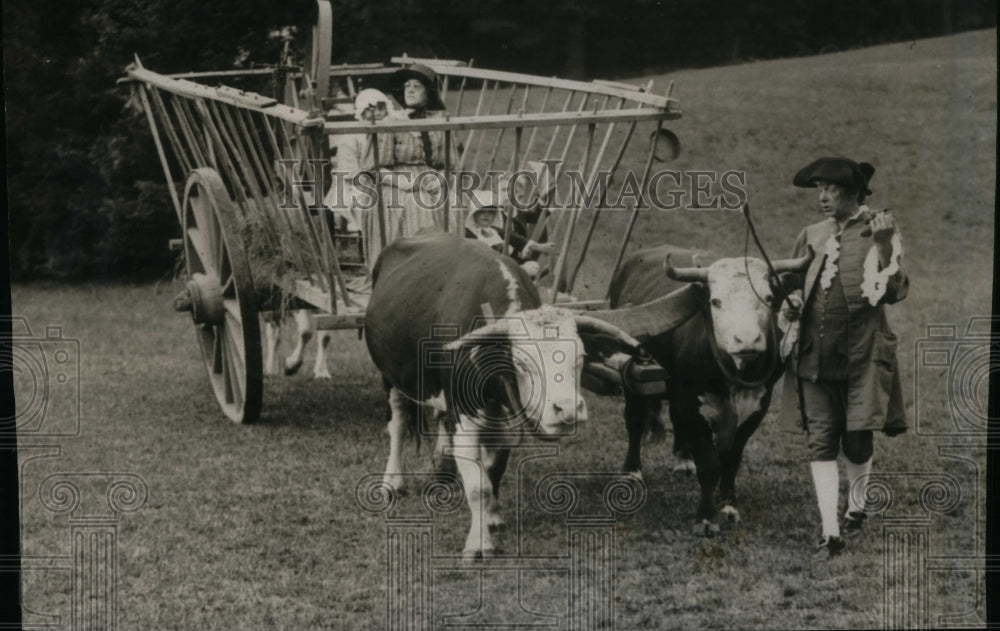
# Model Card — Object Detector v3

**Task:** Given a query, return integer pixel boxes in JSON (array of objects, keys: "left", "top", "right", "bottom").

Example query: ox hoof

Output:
[
  {"left": 673, "top": 459, "right": 696, "bottom": 476},
  {"left": 463, "top": 547, "right": 497, "bottom": 563},
  {"left": 486, "top": 514, "right": 505, "bottom": 533},
  {"left": 284, "top": 360, "right": 303, "bottom": 376},
  {"left": 624, "top": 470, "right": 643, "bottom": 482},
  {"left": 312, "top": 369, "right": 332, "bottom": 380},
  {"left": 720, "top": 505, "right": 741, "bottom": 524},
  {"left": 692, "top": 519, "right": 720, "bottom": 537}
]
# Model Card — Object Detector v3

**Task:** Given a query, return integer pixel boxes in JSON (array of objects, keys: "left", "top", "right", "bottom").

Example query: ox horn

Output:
[
  {"left": 573, "top": 315, "right": 644, "bottom": 354},
  {"left": 443, "top": 319, "right": 511, "bottom": 349},
  {"left": 580, "top": 284, "right": 702, "bottom": 343},
  {"left": 771, "top": 245, "right": 815, "bottom": 273},
  {"left": 663, "top": 253, "right": 710, "bottom": 283}
]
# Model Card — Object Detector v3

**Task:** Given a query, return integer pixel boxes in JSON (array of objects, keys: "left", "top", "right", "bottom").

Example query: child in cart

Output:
[{"left": 464, "top": 190, "right": 557, "bottom": 278}]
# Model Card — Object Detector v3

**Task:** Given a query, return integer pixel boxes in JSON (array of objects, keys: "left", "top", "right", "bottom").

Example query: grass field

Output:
[{"left": 13, "top": 29, "right": 996, "bottom": 629}]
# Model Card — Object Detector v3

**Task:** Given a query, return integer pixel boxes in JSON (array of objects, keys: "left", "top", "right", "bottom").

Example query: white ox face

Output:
[
  {"left": 448, "top": 305, "right": 588, "bottom": 439},
  {"left": 510, "top": 307, "right": 588, "bottom": 438},
  {"left": 705, "top": 258, "right": 776, "bottom": 370}
]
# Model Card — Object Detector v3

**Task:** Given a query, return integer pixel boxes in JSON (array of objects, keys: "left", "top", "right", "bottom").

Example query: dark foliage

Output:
[{"left": 4, "top": 0, "right": 994, "bottom": 280}]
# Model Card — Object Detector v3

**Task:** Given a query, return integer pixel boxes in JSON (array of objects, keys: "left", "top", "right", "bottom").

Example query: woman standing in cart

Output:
[
  {"left": 328, "top": 65, "right": 457, "bottom": 271},
  {"left": 334, "top": 65, "right": 457, "bottom": 271},
  {"left": 383, "top": 64, "right": 457, "bottom": 239}
]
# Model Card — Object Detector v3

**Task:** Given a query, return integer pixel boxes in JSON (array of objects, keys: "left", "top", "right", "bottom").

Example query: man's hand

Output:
[
  {"left": 870, "top": 209, "right": 897, "bottom": 244},
  {"left": 781, "top": 294, "right": 803, "bottom": 323},
  {"left": 778, "top": 293, "right": 803, "bottom": 359},
  {"left": 869, "top": 209, "right": 899, "bottom": 269}
]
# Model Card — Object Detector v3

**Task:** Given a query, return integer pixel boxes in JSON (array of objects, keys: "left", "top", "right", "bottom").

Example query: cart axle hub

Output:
[{"left": 174, "top": 273, "right": 225, "bottom": 325}]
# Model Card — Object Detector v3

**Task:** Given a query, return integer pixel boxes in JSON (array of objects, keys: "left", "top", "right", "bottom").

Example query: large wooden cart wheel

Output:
[{"left": 174, "top": 168, "right": 263, "bottom": 424}]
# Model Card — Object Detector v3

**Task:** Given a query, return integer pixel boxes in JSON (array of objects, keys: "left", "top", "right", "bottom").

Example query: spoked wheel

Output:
[{"left": 175, "top": 168, "right": 263, "bottom": 424}]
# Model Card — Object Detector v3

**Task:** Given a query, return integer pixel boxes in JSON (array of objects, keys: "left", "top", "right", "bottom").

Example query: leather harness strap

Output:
[{"left": 701, "top": 307, "right": 781, "bottom": 389}]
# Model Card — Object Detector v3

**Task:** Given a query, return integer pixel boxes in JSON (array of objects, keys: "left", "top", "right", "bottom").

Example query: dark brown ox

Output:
[
  {"left": 364, "top": 231, "right": 659, "bottom": 559},
  {"left": 603, "top": 244, "right": 811, "bottom": 534}
]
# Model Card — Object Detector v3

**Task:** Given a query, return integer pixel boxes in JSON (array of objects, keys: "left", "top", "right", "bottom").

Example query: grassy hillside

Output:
[
  {"left": 13, "top": 29, "right": 995, "bottom": 629},
  {"left": 577, "top": 29, "right": 995, "bottom": 319}
]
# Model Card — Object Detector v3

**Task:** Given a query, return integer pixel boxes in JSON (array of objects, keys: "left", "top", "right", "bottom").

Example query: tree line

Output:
[{"left": 5, "top": 0, "right": 994, "bottom": 280}]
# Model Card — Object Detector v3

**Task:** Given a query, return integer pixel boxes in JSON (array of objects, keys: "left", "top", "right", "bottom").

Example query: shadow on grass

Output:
[{"left": 259, "top": 374, "right": 386, "bottom": 431}]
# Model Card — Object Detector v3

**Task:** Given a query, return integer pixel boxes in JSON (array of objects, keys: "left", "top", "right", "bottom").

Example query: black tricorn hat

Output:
[
  {"left": 793, "top": 157, "right": 874, "bottom": 197},
  {"left": 392, "top": 63, "right": 446, "bottom": 111}
]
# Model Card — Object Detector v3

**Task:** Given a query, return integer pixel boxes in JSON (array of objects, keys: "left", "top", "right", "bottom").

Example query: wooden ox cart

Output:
[{"left": 121, "top": 1, "right": 682, "bottom": 423}]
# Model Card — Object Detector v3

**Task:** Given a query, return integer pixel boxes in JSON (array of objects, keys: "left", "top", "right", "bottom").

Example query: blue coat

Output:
[{"left": 779, "top": 209, "right": 909, "bottom": 434}]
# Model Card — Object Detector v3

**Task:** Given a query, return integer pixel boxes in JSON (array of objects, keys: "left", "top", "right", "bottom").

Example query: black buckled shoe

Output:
[
  {"left": 843, "top": 510, "right": 867, "bottom": 536},
  {"left": 815, "top": 535, "right": 846, "bottom": 558}
]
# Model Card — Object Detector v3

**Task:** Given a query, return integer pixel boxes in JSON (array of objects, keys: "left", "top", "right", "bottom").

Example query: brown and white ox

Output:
[
  {"left": 607, "top": 245, "right": 811, "bottom": 535},
  {"left": 364, "top": 231, "right": 666, "bottom": 559}
]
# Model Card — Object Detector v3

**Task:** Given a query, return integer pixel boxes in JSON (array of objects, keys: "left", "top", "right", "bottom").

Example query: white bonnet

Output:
[{"left": 353, "top": 89, "right": 394, "bottom": 121}]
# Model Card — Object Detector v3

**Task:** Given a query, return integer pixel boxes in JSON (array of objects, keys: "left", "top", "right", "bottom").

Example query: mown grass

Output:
[{"left": 13, "top": 28, "right": 995, "bottom": 629}]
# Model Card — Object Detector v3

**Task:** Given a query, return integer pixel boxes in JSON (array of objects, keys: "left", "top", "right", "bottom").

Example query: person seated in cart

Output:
[
  {"left": 499, "top": 159, "right": 556, "bottom": 246},
  {"left": 494, "top": 161, "right": 572, "bottom": 291},
  {"left": 464, "top": 190, "right": 557, "bottom": 278}
]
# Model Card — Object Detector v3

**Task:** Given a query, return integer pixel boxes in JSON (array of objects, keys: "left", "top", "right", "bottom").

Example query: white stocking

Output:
[{"left": 810, "top": 460, "right": 840, "bottom": 538}]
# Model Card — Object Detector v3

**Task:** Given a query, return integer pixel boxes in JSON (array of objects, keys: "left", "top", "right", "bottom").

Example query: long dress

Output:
[{"left": 330, "top": 110, "right": 458, "bottom": 270}]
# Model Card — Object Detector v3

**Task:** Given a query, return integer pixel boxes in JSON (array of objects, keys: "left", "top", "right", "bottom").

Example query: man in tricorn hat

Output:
[{"left": 778, "top": 157, "right": 909, "bottom": 558}]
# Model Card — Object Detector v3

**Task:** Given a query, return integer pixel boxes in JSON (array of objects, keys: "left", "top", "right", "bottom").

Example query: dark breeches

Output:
[{"left": 799, "top": 378, "right": 873, "bottom": 463}]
